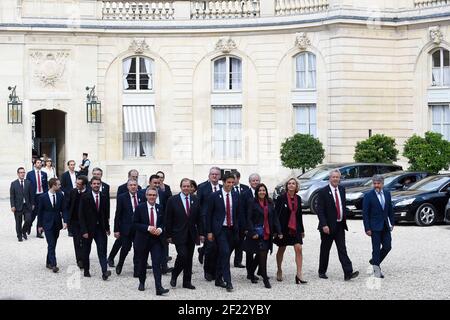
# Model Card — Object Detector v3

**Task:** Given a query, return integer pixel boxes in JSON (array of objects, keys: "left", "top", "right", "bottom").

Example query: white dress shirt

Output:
[
  {"left": 329, "top": 184, "right": 343, "bottom": 222},
  {"left": 211, "top": 182, "right": 220, "bottom": 192},
  {"left": 221, "top": 188, "right": 233, "bottom": 226},
  {"left": 35, "top": 169, "right": 44, "bottom": 195},
  {"left": 42, "top": 167, "right": 57, "bottom": 179},
  {"left": 69, "top": 171, "right": 77, "bottom": 188},
  {"left": 147, "top": 202, "right": 162, "bottom": 233},
  {"left": 48, "top": 190, "right": 57, "bottom": 207},
  {"left": 180, "top": 193, "right": 190, "bottom": 213}
]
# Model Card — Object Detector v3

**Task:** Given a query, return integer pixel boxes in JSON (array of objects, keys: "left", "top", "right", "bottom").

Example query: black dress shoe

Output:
[
  {"left": 138, "top": 283, "right": 145, "bottom": 291},
  {"left": 182, "top": 283, "right": 196, "bottom": 290},
  {"left": 170, "top": 278, "right": 177, "bottom": 288},
  {"left": 84, "top": 271, "right": 91, "bottom": 277},
  {"left": 225, "top": 282, "right": 234, "bottom": 292},
  {"left": 36, "top": 234, "right": 44, "bottom": 239},
  {"left": 319, "top": 273, "right": 328, "bottom": 279},
  {"left": 102, "top": 270, "right": 111, "bottom": 281},
  {"left": 247, "top": 274, "right": 259, "bottom": 281},
  {"left": 198, "top": 248, "right": 204, "bottom": 264},
  {"left": 263, "top": 279, "right": 271, "bottom": 289},
  {"left": 18, "top": 238, "right": 23, "bottom": 242},
  {"left": 215, "top": 279, "right": 227, "bottom": 288},
  {"left": 162, "top": 267, "right": 174, "bottom": 275},
  {"left": 107, "top": 259, "right": 115, "bottom": 268},
  {"left": 22, "top": 233, "right": 27, "bottom": 240},
  {"left": 46, "top": 264, "right": 52, "bottom": 269},
  {"left": 344, "top": 271, "right": 359, "bottom": 281},
  {"left": 369, "top": 259, "right": 374, "bottom": 265},
  {"left": 52, "top": 266, "right": 59, "bottom": 273},
  {"left": 146, "top": 264, "right": 153, "bottom": 270},
  {"left": 205, "top": 273, "right": 214, "bottom": 282},
  {"left": 77, "top": 260, "right": 84, "bottom": 269},
  {"left": 167, "top": 256, "right": 173, "bottom": 262},
  {"left": 156, "top": 287, "right": 169, "bottom": 296},
  {"left": 116, "top": 264, "right": 123, "bottom": 275},
  {"left": 234, "top": 263, "right": 245, "bottom": 268}
]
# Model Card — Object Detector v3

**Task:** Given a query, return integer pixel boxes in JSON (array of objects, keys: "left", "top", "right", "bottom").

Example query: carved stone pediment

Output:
[
  {"left": 129, "top": 39, "right": 149, "bottom": 54},
  {"left": 215, "top": 37, "right": 237, "bottom": 54},
  {"left": 29, "top": 51, "right": 70, "bottom": 88},
  {"left": 295, "top": 32, "right": 311, "bottom": 51},
  {"left": 429, "top": 26, "right": 443, "bottom": 44}
]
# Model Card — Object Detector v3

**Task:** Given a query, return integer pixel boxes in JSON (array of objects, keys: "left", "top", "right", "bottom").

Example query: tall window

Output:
[
  {"left": 431, "top": 48, "right": 450, "bottom": 87},
  {"left": 123, "top": 105, "right": 156, "bottom": 158},
  {"left": 213, "top": 56, "right": 242, "bottom": 91},
  {"left": 431, "top": 104, "right": 450, "bottom": 140},
  {"left": 123, "top": 133, "right": 155, "bottom": 158},
  {"left": 294, "top": 104, "right": 317, "bottom": 137},
  {"left": 295, "top": 52, "right": 316, "bottom": 89},
  {"left": 123, "top": 56, "right": 153, "bottom": 91},
  {"left": 212, "top": 105, "right": 242, "bottom": 159}
]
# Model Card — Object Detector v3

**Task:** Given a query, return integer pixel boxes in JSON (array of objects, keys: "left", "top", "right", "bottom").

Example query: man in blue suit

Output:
[
  {"left": 26, "top": 158, "right": 48, "bottom": 238},
  {"left": 37, "top": 178, "right": 66, "bottom": 273},
  {"left": 114, "top": 179, "right": 141, "bottom": 276},
  {"left": 362, "top": 174, "right": 395, "bottom": 279},
  {"left": 197, "top": 167, "right": 222, "bottom": 281},
  {"left": 133, "top": 187, "right": 169, "bottom": 296},
  {"left": 206, "top": 172, "right": 239, "bottom": 292}
]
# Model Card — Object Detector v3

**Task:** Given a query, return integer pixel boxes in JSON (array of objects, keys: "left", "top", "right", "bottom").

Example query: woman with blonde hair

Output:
[
  {"left": 42, "top": 158, "right": 57, "bottom": 179},
  {"left": 274, "top": 178, "right": 307, "bottom": 284}
]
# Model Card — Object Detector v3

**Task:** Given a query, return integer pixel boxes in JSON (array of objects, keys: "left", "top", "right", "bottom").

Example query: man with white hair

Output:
[
  {"left": 362, "top": 174, "right": 394, "bottom": 278},
  {"left": 316, "top": 169, "right": 359, "bottom": 281}
]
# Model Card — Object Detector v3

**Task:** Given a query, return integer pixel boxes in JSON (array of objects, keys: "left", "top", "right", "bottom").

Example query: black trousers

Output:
[
  {"left": 203, "top": 239, "right": 218, "bottom": 278},
  {"left": 82, "top": 224, "right": 108, "bottom": 274},
  {"left": 108, "top": 238, "right": 123, "bottom": 261},
  {"left": 14, "top": 210, "right": 32, "bottom": 239},
  {"left": 45, "top": 227, "right": 60, "bottom": 267},
  {"left": 319, "top": 222, "right": 353, "bottom": 276},
  {"left": 172, "top": 237, "right": 195, "bottom": 285},
  {"left": 118, "top": 233, "right": 138, "bottom": 274},
  {"left": 30, "top": 194, "right": 44, "bottom": 235},
  {"left": 233, "top": 230, "right": 245, "bottom": 265},
  {"left": 137, "top": 240, "right": 163, "bottom": 290},
  {"left": 69, "top": 221, "right": 83, "bottom": 264}
]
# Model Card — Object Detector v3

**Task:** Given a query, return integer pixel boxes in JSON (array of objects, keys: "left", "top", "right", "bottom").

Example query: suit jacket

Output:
[
  {"left": 138, "top": 188, "right": 168, "bottom": 211},
  {"left": 317, "top": 185, "right": 348, "bottom": 233},
  {"left": 362, "top": 189, "right": 395, "bottom": 232},
  {"left": 275, "top": 193, "right": 305, "bottom": 237},
  {"left": 114, "top": 192, "right": 141, "bottom": 236},
  {"left": 133, "top": 202, "right": 165, "bottom": 250},
  {"left": 160, "top": 184, "right": 172, "bottom": 201},
  {"left": 197, "top": 181, "right": 222, "bottom": 230},
  {"left": 10, "top": 179, "right": 34, "bottom": 212},
  {"left": 234, "top": 183, "right": 250, "bottom": 195},
  {"left": 206, "top": 190, "right": 239, "bottom": 237},
  {"left": 79, "top": 191, "right": 110, "bottom": 235},
  {"left": 87, "top": 182, "right": 111, "bottom": 204},
  {"left": 239, "top": 188, "right": 254, "bottom": 232},
  {"left": 60, "top": 170, "right": 78, "bottom": 195},
  {"left": 165, "top": 193, "right": 203, "bottom": 245},
  {"left": 116, "top": 183, "right": 142, "bottom": 197},
  {"left": 37, "top": 191, "right": 64, "bottom": 231},
  {"left": 64, "top": 188, "right": 87, "bottom": 225},
  {"left": 247, "top": 199, "right": 281, "bottom": 238},
  {"left": 26, "top": 169, "right": 48, "bottom": 195}
]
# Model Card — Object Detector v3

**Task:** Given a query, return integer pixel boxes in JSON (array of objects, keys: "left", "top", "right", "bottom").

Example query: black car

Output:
[
  {"left": 391, "top": 175, "right": 450, "bottom": 226},
  {"left": 345, "top": 171, "right": 429, "bottom": 217}
]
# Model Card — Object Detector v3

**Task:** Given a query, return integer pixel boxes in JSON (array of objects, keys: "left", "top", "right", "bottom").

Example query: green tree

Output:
[
  {"left": 280, "top": 134, "right": 325, "bottom": 173},
  {"left": 403, "top": 131, "right": 450, "bottom": 174},
  {"left": 354, "top": 134, "right": 399, "bottom": 163}
]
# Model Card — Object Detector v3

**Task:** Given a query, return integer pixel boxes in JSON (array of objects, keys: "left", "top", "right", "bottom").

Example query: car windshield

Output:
[
  {"left": 408, "top": 176, "right": 449, "bottom": 192},
  {"left": 298, "top": 166, "right": 334, "bottom": 180},
  {"left": 363, "top": 175, "right": 398, "bottom": 186}
]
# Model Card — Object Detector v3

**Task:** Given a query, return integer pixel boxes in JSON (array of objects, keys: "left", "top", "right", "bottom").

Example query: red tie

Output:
[
  {"left": 95, "top": 194, "right": 99, "bottom": 211},
  {"left": 37, "top": 171, "right": 42, "bottom": 193},
  {"left": 150, "top": 207, "right": 155, "bottom": 226},
  {"left": 133, "top": 195, "right": 138, "bottom": 211},
  {"left": 185, "top": 196, "right": 190, "bottom": 216},
  {"left": 334, "top": 188, "right": 341, "bottom": 221},
  {"left": 226, "top": 193, "right": 231, "bottom": 227}
]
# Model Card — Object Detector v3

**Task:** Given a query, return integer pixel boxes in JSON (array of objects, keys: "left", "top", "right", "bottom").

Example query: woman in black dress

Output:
[
  {"left": 274, "top": 178, "right": 307, "bottom": 284},
  {"left": 244, "top": 183, "right": 282, "bottom": 288}
]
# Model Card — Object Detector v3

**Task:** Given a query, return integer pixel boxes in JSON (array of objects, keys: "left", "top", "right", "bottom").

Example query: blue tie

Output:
[{"left": 378, "top": 191, "right": 385, "bottom": 210}]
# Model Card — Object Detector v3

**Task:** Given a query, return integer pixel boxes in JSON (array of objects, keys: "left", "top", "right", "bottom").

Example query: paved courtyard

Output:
[{"left": 1, "top": 199, "right": 449, "bottom": 300}]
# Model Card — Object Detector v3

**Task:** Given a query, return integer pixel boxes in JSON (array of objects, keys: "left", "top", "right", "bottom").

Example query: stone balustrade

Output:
[
  {"left": 274, "top": 0, "right": 329, "bottom": 16},
  {"left": 190, "top": 1, "right": 260, "bottom": 19},
  {"left": 414, "top": 0, "right": 450, "bottom": 8},
  {"left": 101, "top": 1, "right": 175, "bottom": 20}
]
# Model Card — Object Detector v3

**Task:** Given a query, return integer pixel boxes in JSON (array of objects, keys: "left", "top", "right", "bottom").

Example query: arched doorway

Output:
[{"left": 32, "top": 110, "right": 66, "bottom": 176}]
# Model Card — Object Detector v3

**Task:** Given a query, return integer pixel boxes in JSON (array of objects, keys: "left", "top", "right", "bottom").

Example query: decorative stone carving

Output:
[
  {"left": 129, "top": 39, "right": 149, "bottom": 54},
  {"left": 29, "top": 51, "right": 70, "bottom": 88},
  {"left": 215, "top": 37, "right": 237, "bottom": 53},
  {"left": 429, "top": 26, "right": 443, "bottom": 44},
  {"left": 295, "top": 32, "right": 311, "bottom": 50}
]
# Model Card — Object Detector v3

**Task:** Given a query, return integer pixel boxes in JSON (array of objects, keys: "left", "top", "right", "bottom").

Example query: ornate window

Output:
[
  {"left": 294, "top": 52, "right": 316, "bottom": 89},
  {"left": 212, "top": 105, "right": 242, "bottom": 159},
  {"left": 213, "top": 56, "right": 242, "bottom": 91},
  {"left": 123, "top": 56, "right": 153, "bottom": 91},
  {"left": 431, "top": 48, "right": 450, "bottom": 87}
]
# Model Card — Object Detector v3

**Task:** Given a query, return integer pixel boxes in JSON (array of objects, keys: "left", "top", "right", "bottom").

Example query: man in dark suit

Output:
[
  {"left": 91, "top": 167, "right": 110, "bottom": 203},
  {"left": 37, "top": 178, "right": 66, "bottom": 273},
  {"left": 133, "top": 187, "right": 169, "bottom": 296},
  {"left": 138, "top": 174, "right": 172, "bottom": 274},
  {"left": 166, "top": 178, "right": 204, "bottom": 290},
  {"left": 231, "top": 171, "right": 249, "bottom": 268},
  {"left": 197, "top": 167, "right": 222, "bottom": 281},
  {"left": 60, "top": 160, "right": 78, "bottom": 196},
  {"left": 64, "top": 175, "right": 88, "bottom": 269},
  {"left": 317, "top": 169, "right": 359, "bottom": 281},
  {"left": 10, "top": 167, "right": 34, "bottom": 241},
  {"left": 108, "top": 169, "right": 141, "bottom": 268},
  {"left": 207, "top": 172, "right": 239, "bottom": 292},
  {"left": 239, "top": 173, "right": 262, "bottom": 280},
  {"left": 26, "top": 158, "right": 48, "bottom": 238},
  {"left": 114, "top": 179, "right": 142, "bottom": 276},
  {"left": 363, "top": 175, "right": 394, "bottom": 279},
  {"left": 79, "top": 176, "right": 111, "bottom": 280}
]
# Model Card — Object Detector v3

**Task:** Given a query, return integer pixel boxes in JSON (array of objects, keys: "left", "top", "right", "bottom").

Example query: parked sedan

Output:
[
  {"left": 345, "top": 171, "right": 429, "bottom": 217},
  {"left": 392, "top": 175, "right": 450, "bottom": 226}
]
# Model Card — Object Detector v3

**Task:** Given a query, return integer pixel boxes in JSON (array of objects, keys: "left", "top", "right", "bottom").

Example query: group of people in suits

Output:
[{"left": 9, "top": 163, "right": 395, "bottom": 296}]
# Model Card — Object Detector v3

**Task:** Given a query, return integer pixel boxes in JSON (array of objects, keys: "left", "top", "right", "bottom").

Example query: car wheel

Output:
[
  {"left": 310, "top": 193, "right": 319, "bottom": 215},
  {"left": 414, "top": 203, "right": 437, "bottom": 226}
]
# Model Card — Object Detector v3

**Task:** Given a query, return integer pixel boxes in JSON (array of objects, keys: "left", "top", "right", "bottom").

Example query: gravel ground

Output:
[{"left": 1, "top": 199, "right": 450, "bottom": 300}]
